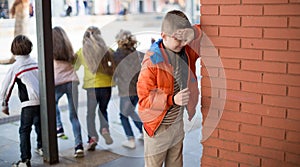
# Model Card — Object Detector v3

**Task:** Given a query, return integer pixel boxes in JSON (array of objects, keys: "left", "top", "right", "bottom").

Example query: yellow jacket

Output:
[{"left": 74, "top": 48, "right": 114, "bottom": 89}]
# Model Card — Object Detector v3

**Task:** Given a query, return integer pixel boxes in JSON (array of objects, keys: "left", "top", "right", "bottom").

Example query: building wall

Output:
[{"left": 200, "top": 0, "right": 300, "bottom": 166}]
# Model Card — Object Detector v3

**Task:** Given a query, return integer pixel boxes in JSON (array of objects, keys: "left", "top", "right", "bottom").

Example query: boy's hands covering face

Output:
[{"left": 171, "top": 28, "right": 194, "bottom": 46}]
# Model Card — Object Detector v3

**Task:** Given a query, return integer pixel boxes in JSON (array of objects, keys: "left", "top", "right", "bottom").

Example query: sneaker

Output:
[
  {"left": 122, "top": 139, "right": 136, "bottom": 149},
  {"left": 57, "top": 127, "right": 64, "bottom": 137},
  {"left": 87, "top": 137, "right": 97, "bottom": 151},
  {"left": 12, "top": 159, "right": 31, "bottom": 167},
  {"left": 101, "top": 128, "right": 113, "bottom": 145},
  {"left": 35, "top": 148, "right": 43, "bottom": 156},
  {"left": 74, "top": 144, "right": 84, "bottom": 158}
]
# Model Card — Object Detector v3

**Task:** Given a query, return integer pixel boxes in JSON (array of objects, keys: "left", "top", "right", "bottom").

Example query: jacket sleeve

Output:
[
  {"left": 137, "top": 56, "right": 173, "bottom": 122},
  {"left": 74, "top": 49, "right": 82, "bottom": 71},
  {"left": 189, "top": 24, "right": 202, "bottom": 59},
  {"left": 0, "top": 67, "right": 15, "bottom": 106}
]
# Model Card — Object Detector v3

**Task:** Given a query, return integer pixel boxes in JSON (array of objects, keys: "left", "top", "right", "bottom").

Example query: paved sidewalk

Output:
[{"left": 0, "top": 87, "right": 203, "bottom": 166}]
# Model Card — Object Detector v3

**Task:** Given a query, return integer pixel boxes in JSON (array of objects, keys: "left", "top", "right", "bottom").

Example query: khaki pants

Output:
[{"left": 143, "top": 120, "right": 184, "bottom": 167}]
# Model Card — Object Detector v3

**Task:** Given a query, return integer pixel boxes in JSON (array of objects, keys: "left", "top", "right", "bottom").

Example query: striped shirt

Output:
[{"left": 162, "top": 48, "right": 188, "bottom": 125}]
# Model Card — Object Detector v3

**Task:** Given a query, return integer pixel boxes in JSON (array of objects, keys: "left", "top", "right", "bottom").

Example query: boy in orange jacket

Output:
[{"left": 137, "top": 10, "right": 202, "bottom": 167}]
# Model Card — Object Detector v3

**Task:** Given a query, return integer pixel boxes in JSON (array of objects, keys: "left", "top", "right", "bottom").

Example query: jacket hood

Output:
[{"left": 149, "top": 39, "right": 164, "bottom": 64}]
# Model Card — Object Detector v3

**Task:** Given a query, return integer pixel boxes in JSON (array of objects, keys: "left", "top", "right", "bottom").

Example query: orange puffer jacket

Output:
[{"left": 137, "top": 25, "right": 202, "bottom": 137}]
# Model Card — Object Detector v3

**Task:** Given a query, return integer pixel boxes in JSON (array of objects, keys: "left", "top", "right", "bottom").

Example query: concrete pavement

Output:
[
  {"left": 0, "top": 13, "right": 203, "bottom": 166},
  {"left": 0, "top": 87, "right": 202, "bottom": 167}
]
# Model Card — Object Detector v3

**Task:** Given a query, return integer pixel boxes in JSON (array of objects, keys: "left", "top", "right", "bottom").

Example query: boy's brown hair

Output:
[
  {"left": 52, "top": 26, "right": 75, "bottom": 62},
  {"left": 161, "top": 10, "right": 192, "bottom": 35},
  {"left": 11, "top": 35, "right": 32, "bottom": 55}
]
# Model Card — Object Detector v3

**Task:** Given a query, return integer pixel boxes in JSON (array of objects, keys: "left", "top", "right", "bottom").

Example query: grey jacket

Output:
[{"left": 113, "top": 48, "right": 143, "bottom": 97}]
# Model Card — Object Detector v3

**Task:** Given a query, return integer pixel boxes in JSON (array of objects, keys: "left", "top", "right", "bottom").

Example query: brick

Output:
[
  {"left": 288, "top": 63, "right": 300, "bottom": 75},
  {"left": 241, "top": 60, "right": 286, "bottom": 73},
  {"left": 220, "top": 48, "right": 262, "bottom": 60},
  {"left": 201, "top": 67, "right": 218, "bottom": 77},
  {"left": 203, "top": 137, "right": 239, "bottom": 151},
  {"left": 220, "top": 90, "right": 261, "bottom": 104},
  {"left": 220, "top": 5, "right": 263, "bottom": 16},
  {"left": 203, "top": 125, "right": 218, "bottom": 140},
  {"left": 262, "top": 116, "right": 300, "bottom": 131},
  {"left": 264, "top": 51, "right": 300, "bottom": 63},
  {"left": 287, "top": 109, "right": 300, "bottom": 121},
  {"left": 241, "top": 144, "right": 284, "bottom": 160},
  {"left": 202, "top": 127, "right": 219, "bottom": 140},
  {"left": 204, "top": 116, "right": 223, "bottom": 130},
  {"left": 286, "top": 131, "right": 300, "bottom": 143},
  {"left": 241, "top": 103, "right": 286, "bottom": 118},
  {"left": 202, "top": 86, "right": 216, "bottom": 97},
  {"left": 201, "top": 77, "right": 211, "bottom": 87},
  {"left": 219, "top": 149, "right": 260, "bottom": 166},
  {"left": 226, "top": 79, "right": 241, "bottom": 90},
  {"left": 220, "top": 27, "right": 262, "bottom": 38},
  {"left": 218, "top": 160, "right": 238, "bottom": 167},
  {"left": 239, "top": 164, "right": 258, "bottom": 167},
  {"left": 284, "top": 143, "right": 300, "bottom": 155},
  {"left": 288, "top": 86, "right": 300, "bottom": 98},
  {"left": 202, "top": 57, "right": 227, "bottom": 68},
  {"left": 219, "top": 129, "right": 260, "bottom": 145},
  {"left": 290, "top": 0, "right": 300, "bottom": 2},
  {"left": 200, "top": 99, "right": 224, "bottom": 113},
  {"left": 224, "top": 100, "right": 240, "bottom": 111},
  {"left": 201, "top": 156, "right": 239, "bottom": 167},
  {"left": 202, "top": 77, "right": 240, "bottom": 90},
  {"left": 221, "top": 58, "right": 240, "bottom": 69},
  {"left": 223, "top": 69, "right": 262, "bottom": 82},
  {"left": 201, "top": 5, "right": 219, "bottom": 15},
  {"left": 264, "top": 5, "right": 300, "bottom": 15},
  {"left": 286, "top": 152, "right": 300, "bottom": 165},
  {"left": 204, "top": 37, "right": 240, "bottom": 48},
  {"left": 217, "top": 119, "right": 240, "bottom": 131},
  {"left": 243, "top": 0, "right": 288, "bottom": 4},
  {"left": 201, "top": 97, "right": 212, "bottom": 108},
  {"left": 240, "top": 124, "right": 285, "bottom": 139},
  {"left": 263, "top": 95, "right": 300, "bottom": 109},
  {"left": 202, "top": 107, "right": 220, "bottom": 119},
  {"left": 262, "top": 137, "right": 300, "bottom": 154},
  {"left": 201, "top": 26, "right": 219, "bottom": 36},
  {"left": 200, "top": 77, "right": 212, "bottom": 88},
  {"left": 263, "top": 73, "right": 300, "bottom": 86},
  {"left": 222, "top": 110, "right": 262, "bottom": 125},
  {"left": 242, "top": 38, "right": 287, "bottom": 50},
  {"left": 289, "top": 40, "right": 300, "bottom": 51},
  {"left": 241, "top": 81, "right": 286, "bottom": 96},
  {"left": 261, "top": 137, "right": 282, "bottom": 150},
  {"left": 200, "top": 46, "right": 219, "bottom": 57},
  {"left": 201, "top": 0, "right": 240, "bottom": 5},
  {"left": 262, "top": 158, "right": 297, "bottom": 167},
  {"left": 290, "top": 17, "right": 300, "bottom": 27},
  {"left": 201, "top": 16, "right": 240, "bottom": 26},
  {"left": 264, "top": 28, "right": 300, "bottom": 39},
  {"left": 242, "top": 16, "right": 287, "bottom": 27},
  {"left": 202, "top": 146, "right": 218, "bottom": 157},
  {"left": 200, "top": 156, "right": 218, "bottom": 167}
]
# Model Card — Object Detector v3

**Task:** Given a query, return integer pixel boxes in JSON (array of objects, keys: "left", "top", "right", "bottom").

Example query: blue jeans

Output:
[
  {"left": 86, "top": 87, "right": 111, "bottom": 141},
  {"left": 120, "top": 96, "right": 143, "bottom": 139},
  {"left": 55, "top": 82, "right": 83, "bottom": 146},
  {"left": 19, "top": 105, "right": 42, "bottom": 161}
]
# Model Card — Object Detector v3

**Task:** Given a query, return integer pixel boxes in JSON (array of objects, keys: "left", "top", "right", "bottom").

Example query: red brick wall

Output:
[{"left": 200, "top": 0, "right": 300, "bottom": 166}]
